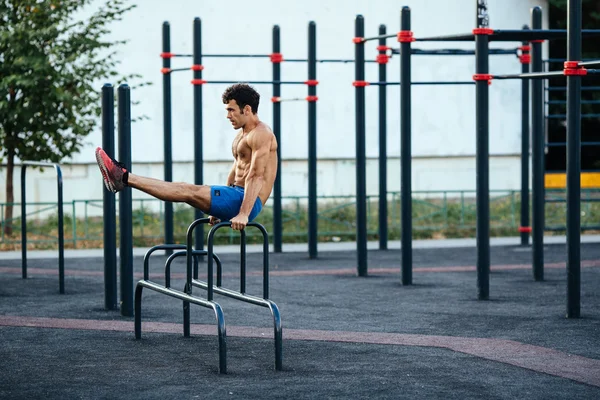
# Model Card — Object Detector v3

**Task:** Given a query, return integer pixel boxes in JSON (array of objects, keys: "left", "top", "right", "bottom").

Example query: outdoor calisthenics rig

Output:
[
  {"left": 353, "top": 0, "right": 600, "bottom": 318},
  {"left": 159, "top": 17, "right": 529, "bottom": 262},
  {"left": 159, "top": 19, "right": 388, "bottom": 260}
]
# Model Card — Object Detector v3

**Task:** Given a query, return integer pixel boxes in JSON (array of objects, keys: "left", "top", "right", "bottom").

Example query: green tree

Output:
[{"left": 0, "top": 0, "right": 144, "bottom": 235}]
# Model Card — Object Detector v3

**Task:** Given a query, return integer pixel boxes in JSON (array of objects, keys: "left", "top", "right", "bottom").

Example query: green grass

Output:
[{"left": 1, "top": 191, "right": 599, "bottom": 250}]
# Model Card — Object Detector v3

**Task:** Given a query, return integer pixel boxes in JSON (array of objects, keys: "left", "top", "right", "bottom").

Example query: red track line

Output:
[
  {"left": 0, "top": 315, "right": 598, "bottom": 387},
  {"left": 2, "top": 260, "right": 599, "bottom": 278}
]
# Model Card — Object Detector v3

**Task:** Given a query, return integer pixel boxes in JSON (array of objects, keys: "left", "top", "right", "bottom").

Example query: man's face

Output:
[{"left": 225, "top": 100, "right": 246, "bottom": 130}]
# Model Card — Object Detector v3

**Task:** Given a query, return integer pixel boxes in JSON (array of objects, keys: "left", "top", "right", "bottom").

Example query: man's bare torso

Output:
[{"left": 231, "top": 121, "right": 278, "bottom": 204}]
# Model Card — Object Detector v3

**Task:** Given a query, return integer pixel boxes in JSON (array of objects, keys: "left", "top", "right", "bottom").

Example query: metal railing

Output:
[
  {"left": 19, "top": 162, "right": 65, "bottom": 294},
  {"left": 2, "top": 189, "right": 599, "bottom": 249}
]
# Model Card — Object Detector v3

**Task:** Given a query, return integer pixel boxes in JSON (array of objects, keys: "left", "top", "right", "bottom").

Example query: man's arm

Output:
[{"left": 230, "top": 130, "right": 271, "bottom": 230}]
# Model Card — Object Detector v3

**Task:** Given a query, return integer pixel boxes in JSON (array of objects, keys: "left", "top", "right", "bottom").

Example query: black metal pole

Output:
[
  {"left": 520, "top": 25, "right": 531, "bottom": 247},
  {"left": 102, "top": 83, "right": 118, "bottom": 310},
  {"left": 308, "top": 21, "right": 318, "bottom": 259},
  {"left": 531, "top": 7, "right": 544, "bottom": 282},
  {"left": 20, "top": 166, "right": 26, "bottom": 279},
  {"left": 162, "top": 22, "right": 174, "bottom": 254},
  {"left": 273, "top": 25, "right": 283, "bottom": 253},
  {"left": 566, "top": 0, "right": 582, "bottom": 318},
  {"left": 193, "top": 17, "right": 204, "bottom": 252},
  {"left": 475, "top": 0, "right": 490, "bottom": 300},
  {"left": 56, "top": 167, "right": 64, "bottom": 294},
  {"left": 118, "top": 83, "right": 133, "bottom": 317},
  {"left": 355, "top": 15, "right": 367, "bottom": 276},
  {"left": 400, "top": 7, "right": 413, "bottom": 285},
  {"left": 378, "top": 24, "right": 388, "bottom": 251}
]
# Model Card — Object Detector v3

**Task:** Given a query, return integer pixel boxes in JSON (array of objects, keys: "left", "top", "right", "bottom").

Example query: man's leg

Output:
[
  {"left": 96, "top": 147, "right": 211, "bottom": 213},
  {"left": 127, "top": 174, "right": 211, "bottom": 212}
]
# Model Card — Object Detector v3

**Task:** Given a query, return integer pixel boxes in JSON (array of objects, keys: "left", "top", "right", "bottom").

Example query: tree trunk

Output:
[{"left": 4, "top": 147, "right": 15, "bottom": 236}]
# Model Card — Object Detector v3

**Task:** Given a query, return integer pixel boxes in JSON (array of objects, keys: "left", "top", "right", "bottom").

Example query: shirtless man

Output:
[{"left": 95, "top": 83, "right": 278, "bottom": 231}]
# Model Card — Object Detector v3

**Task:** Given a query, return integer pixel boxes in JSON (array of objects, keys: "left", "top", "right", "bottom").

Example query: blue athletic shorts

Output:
[{"left": 208, "top": 185, "right": 263, "bottom": 222}]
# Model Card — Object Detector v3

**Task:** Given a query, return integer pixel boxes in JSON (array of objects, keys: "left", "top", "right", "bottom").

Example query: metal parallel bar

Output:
[
  {"left": 118, "top": 84, "right": 134, "bottom": 316},
  {"left": 520, "top": 25, "right": 530, "bottom": 246},
  {"left": 566, "top": 0, "right": 582, "bottom": 319},
  {"left": 184, "top": 218, "right": 208, "bottom": 337},
  {"left": 240, "top": 230, "right": 246, "bottom": 293},
  {"left": 163, "top": 250, "right": 222, "bottom": 289},
  {"left": 162, "top": 22, "right": 174, "bottom": 257},
  {"left": 355, "top": 15, "right": 368, "bottom": 276},
  {"left": 378, "top": 24, "right": 388, "bottom": 251},
  {"left": 193, "top": 18, "right": 204, "bottom": 253},
  {"left": 272, "top": 25, "right": 283, "bottom": 253},
  {"left": 205, "top": 221, "right": 281, "bottom": 370},
  {"left": 584, "top": 69, "right": 600, "bottom": 74},
  {"left": 475, "top": 0, "right": 490, "bottom": 300},
  {"left": 143, "top": 244, "right": 187, "bottom": 281},
  {"left": 401, "top": 7, "right": 413, "bottom": 285},
  {"left": 308, "top": 21, "right": 318, "bottom": 260},
  {"left": 531, "top": 7, "right": 545, "bottom": 282},
  {"left": 134, "top": 280, "right": 227, "bottom": 374},
  {"left": 492, "top": 71, "right": 566, "bottom": 79}
]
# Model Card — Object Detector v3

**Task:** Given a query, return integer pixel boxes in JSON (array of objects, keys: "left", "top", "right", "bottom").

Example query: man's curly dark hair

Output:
[{"left": 222, "top": 83, "right": 260, "bottom": 114}]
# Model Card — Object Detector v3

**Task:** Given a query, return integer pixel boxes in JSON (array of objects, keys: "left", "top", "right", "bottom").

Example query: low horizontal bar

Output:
[
  {"left": 204, "top": 80, "right": 308, "bottom": 85},
  {"left": 546, "top": 141, "right": 600, "bottom": 147},
  {"left": 392, "top": 48, "right": 517, "bottom": 56},
  {"left": 416, "top": 29, "right": 600, "bottom": 43},
  {"left": 546, "top": 114, "right": 600, "bottom": 119},
  {"left": 546, "top": 86, "right": 600, "bottom": 91},
  {"left": 547, "top": 100, "right": 600, "bottom": 105},
  {"left": 137, "top": 280, "right": 215, "bottom": 309},
  {"left": 365, "top": 81, "right": 474, "bottom": 86},
  {"left": 492, "top": 71, "right": 565, "bottom": 80},
  {"left": 169, "top": 67, "right": 192, "bottom": 73},
  {"left": 204, "top": 54, "right": 270, "bottom": 58},
  {"left": 361, "top": 32, "right": 398, "bottom": 42},
  {"left": 192, "top": 280, "right": 270, "bottom": 308},
  {"left": 585, "top": 69, "right": 600, "bottom": 74},
  {"left": 415, "top": 33, "right": 474, "bottom": 42},
  {"left": 284, "top": 58, "right": 378, "bottom": 63},
  {"left": 544, "top": 225, "right": 600, "bottom": 231},
  {"left": 544, "top": 58, "right": 600, "bottom": 63}
]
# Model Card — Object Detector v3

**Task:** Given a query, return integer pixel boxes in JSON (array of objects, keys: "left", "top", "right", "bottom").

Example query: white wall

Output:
[{"left": 1, "top": 0, "right": 549, "bottom": 212}]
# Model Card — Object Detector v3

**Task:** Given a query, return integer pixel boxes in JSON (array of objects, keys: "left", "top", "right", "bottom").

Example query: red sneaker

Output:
[{"left": 95, "top": 147, "right": 128, "bottom": 193}]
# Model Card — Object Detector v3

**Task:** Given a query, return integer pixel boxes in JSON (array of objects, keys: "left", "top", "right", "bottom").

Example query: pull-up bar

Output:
[
  {"left": 393, "top": 48, "right": 518, "bottom": 56},
  {"left": 358, "top": 28, "right": 600, "bottom": 43}
]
